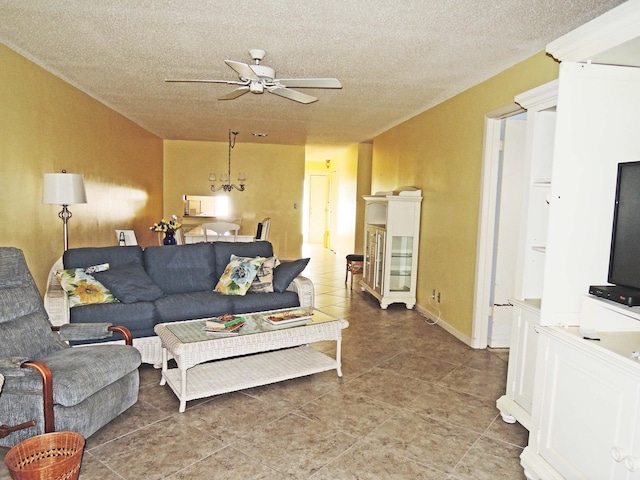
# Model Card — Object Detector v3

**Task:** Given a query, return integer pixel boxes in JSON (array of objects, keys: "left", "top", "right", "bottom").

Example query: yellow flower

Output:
[{"left": 74, "top": 280, "right": 105, "bottom": 304}]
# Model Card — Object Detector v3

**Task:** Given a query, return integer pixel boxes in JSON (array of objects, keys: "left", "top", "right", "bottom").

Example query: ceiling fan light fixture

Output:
[{"left": 250, "top": 83, "right": 264, "bottom": 94}]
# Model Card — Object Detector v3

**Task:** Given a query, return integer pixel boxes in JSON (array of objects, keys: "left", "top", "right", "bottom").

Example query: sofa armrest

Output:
[
  {"left": 54, "top": 324, "right": 134, "bottom": 346},
  {"left": 286, "top": 275, "right": 314, "bottom": 309},
  {"left": 44, "top": 256, "right": 69, "bottom": 327}
]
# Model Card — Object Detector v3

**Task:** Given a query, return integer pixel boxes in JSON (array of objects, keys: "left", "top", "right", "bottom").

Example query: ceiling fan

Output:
[{"left": 165, "top": 49, "right": 342, "bottom": 104}]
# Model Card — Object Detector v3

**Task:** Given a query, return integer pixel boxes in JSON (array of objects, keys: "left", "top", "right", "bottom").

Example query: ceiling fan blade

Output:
[
  {"left": 224, "top": 60, "right": 259, "bottom": 81},
  {"left": 268, "top": 86, "right": 318, "bottom": 104},
  {"left": 275, "top": 78, "right": 342, "bottom": 89},
  {"left": 218, "top": 86, "right": 250, "bottom": 100},
  {"left": 165, "top": 78, "right": 247, "bottom": 85}
]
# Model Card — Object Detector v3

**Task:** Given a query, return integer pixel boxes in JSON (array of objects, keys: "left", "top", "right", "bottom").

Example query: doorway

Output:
[
  {"left": 306, "top": 173, "right": 328, "bottom": 244},
  {"left": 489, "top": 114, "right": 527, "bottom": 347},
  {"left": 472, "top": 81, "right": 558, "bottom": 349},
  {"left": 472, "top": 105, "right": 526, "bottom": 349}
]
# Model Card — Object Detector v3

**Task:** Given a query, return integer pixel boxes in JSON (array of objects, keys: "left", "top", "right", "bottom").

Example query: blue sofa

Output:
[{"left": 44, "top": 241, "right": 314, "bottom": 365}]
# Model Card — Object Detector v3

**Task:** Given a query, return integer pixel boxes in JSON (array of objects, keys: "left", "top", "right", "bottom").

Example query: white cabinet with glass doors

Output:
[{"left": 361, "top": 188, "right": 422, "bottom": 309}]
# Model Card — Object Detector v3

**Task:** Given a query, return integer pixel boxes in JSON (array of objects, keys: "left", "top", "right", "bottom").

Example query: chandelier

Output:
[{"left": 210, "top": 130, "right": 246, "bottom": 192}]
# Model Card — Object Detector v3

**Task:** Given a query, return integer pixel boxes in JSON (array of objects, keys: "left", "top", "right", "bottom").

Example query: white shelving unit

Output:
[
  {"left": 496, "top": 85, "right": 557, "bottom": 431},
  {"left": 361, "top": 188, "right": 422, "bottom": 309},
  {"left": 494, "top": 1, "right": 640, "bottom": 478}
]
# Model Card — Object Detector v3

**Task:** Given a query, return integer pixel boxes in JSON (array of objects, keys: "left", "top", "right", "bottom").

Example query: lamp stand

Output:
[{"left": 58, "top": 204, "right": 73, "bottom": 251}]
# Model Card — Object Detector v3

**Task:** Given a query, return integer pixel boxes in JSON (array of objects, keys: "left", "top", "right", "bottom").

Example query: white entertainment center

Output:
[{"left": 494, "top": 2, "right": 640, "bottom": 478}]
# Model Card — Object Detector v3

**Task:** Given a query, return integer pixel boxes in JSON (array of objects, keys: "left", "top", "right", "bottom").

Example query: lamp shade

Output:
[{"left": 42, "top": 173, "right": 87, "bottom": 205}]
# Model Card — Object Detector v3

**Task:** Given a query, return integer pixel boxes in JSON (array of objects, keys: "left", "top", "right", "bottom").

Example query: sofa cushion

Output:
[
  {"left": 64, "top": 246, "right": 144, "bottom": 270},
  {"left": 214, "top": 255, "right": 265, "bottom": 296},
  {"left": 69, "top": 301, "right": 157, "bottom": 339},
  {"left": 248, "top": 256, "right": 279, "bottom": 293},
  {"left": 94, "top": 262, "right": 164, "bottom": 304},
  {"left": 273, "top": 258, "right": 310, "bottom": 293},
  {"left": 230, "top": 291, "right": 300, "bottom": 314},
  {"left": 153, "top": 291, "right": 235, "bottom": 322},
  {"left": 55, "top": 269, "right": 118, "bottom": 307},
  {"left": 212, "top": 241, "right": 274, "bottom": 282},
  {"left": 144, "top": 244, "right": 216, "bottom": 295}
]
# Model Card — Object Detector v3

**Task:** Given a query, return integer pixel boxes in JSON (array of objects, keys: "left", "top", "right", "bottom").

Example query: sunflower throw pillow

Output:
[
  {"left": 55, "top": 268, "right": 118, "bottom": 307},
  {"left": 214, "top": 255, "right": 265, "bottom": 296}
]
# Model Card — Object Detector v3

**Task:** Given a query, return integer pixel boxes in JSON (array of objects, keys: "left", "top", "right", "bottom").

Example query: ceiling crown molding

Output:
[
  {"left": 515, "top": 80, "right": 558, "bottom": 112},
  {"left": 546, "top": 0, "right": 640, "bottom": 64}
]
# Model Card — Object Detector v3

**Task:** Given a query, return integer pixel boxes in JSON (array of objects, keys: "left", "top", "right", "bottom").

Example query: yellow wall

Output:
[
  {"left": 1, "top": 44, "right": 163, "bottom": 294},
  {"left": 2, "top": 37, "right": 559, "bottom": 335},
  {"left": 327, "top": 145, "right": 359, "bottom": 257},
  {"left": 372, "top": 51, "right": 559, "bottom": 339},
  {"left": 355, "top": 142, "right": 373, "bottom": 254},
  {"left": 163, "top": 140, "right": 305, "bottom": 259}
]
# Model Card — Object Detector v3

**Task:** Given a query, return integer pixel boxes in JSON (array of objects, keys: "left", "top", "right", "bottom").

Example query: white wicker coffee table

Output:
[{"left": 154, "top": 308, "right": 349, "bottom": 412}]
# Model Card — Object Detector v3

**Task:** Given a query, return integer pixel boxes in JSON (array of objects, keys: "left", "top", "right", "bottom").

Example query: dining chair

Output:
[
  {"left": 201, "top": 221, "right": 240, "bottom": 242},
  {"left": 256, "top": 217, "right": 271, "bottom": 241}
]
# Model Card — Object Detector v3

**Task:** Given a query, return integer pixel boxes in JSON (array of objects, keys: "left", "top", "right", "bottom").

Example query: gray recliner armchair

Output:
[{"left": 0, "top": 247, "right": 141, "bottom": 447}]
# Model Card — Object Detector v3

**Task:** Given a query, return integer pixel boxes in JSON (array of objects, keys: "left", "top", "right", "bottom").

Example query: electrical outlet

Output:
[
  {"left": 432, "top": 289, "right": 436, "bottom": 299},
  {"left": 437, "top": 292, "right": 441, "bottom": 303}
]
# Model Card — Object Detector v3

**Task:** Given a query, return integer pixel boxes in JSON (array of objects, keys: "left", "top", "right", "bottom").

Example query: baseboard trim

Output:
[{"left": 415, "top": 303, "right": 474, "bottom": 348}]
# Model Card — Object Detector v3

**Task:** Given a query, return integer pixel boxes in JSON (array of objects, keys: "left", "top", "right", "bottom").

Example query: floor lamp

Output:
[{"left": 42, "top": 171, "right": 87, "bottom": 251}]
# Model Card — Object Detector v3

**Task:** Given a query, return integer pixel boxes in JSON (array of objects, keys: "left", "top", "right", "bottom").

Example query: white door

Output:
[
  {"left": 489, "top": 116, "right": 527, "bottom": 347},
  {"left": 328, "top": 170, "right": 338, "bottom": 251},
  {"left": 308, "top": 174, "right": 327, "bottom": 244}
]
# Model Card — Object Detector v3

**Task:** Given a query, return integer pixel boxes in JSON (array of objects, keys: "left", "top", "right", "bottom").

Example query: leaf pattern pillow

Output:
[
  {"left": 55, "top": 268, "right": 118, "bottom": 307},
  {"left": 214, "top": 255, "right": 265, "bottom": 296}
]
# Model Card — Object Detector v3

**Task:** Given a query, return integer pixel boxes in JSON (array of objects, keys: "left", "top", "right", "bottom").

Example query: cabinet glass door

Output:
[
  {"left": 374, "top": 229, "right": 385, "bottom": 293},
  {"left": 389, "top": 236, "right": 413, "bottom": 292}
]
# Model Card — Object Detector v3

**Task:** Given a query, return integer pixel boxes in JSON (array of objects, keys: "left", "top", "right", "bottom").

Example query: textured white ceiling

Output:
[{"left": 0, "top": 0, "right": 626, "bottom": 157}]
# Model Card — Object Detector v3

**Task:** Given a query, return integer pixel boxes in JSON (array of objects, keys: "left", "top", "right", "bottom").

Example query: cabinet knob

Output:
[
  {"left": 625, "top": 456, "right": 640, "bottom": 472},
  {"left": 611, "top": 446, "right": 627, "bottom": 463}
]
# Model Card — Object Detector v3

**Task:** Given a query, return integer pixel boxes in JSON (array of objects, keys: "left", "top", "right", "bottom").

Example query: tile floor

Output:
[{"left": 1, "top": 244, "right": 528, "bottom": 479}]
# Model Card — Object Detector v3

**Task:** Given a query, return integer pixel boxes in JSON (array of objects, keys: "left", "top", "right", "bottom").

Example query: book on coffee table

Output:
[{"left": 203, "top": 315, "right": 245, "bottom": 333}]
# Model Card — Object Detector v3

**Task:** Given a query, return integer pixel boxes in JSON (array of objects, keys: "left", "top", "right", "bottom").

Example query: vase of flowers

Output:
[{"left": 150, "top": 217, "right": 182, "bottom": 245}]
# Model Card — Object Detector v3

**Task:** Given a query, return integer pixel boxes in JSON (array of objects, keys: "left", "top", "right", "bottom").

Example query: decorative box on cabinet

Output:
[{"left": 361, "top": 187, "right": 422, "bottom": 309}]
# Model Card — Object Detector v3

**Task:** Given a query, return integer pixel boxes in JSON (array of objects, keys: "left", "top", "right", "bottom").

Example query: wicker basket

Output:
[{"left": 4, "top": 432, "right": 85, "bottom": 480}]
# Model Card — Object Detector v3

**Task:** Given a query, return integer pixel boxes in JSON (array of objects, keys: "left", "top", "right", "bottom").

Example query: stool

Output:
[{"left": 345, "top": 254, "right": 364, "bottom": 289}]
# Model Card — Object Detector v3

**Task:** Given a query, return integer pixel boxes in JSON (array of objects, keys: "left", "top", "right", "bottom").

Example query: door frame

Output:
[
  {"left": 472, "top": 81, "right": 558, "bottom": 349},
  {"left": 472, "top": 105, "right": 523, "bottom": 349}
]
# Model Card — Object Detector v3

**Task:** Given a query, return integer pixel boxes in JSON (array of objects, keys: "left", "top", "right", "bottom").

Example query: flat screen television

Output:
[
  {"left": 589, "top": 161, "right": 640, "bottom": 306},
  {"left": 609, "top": 161, "right": 640, "bottom": 288}
]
